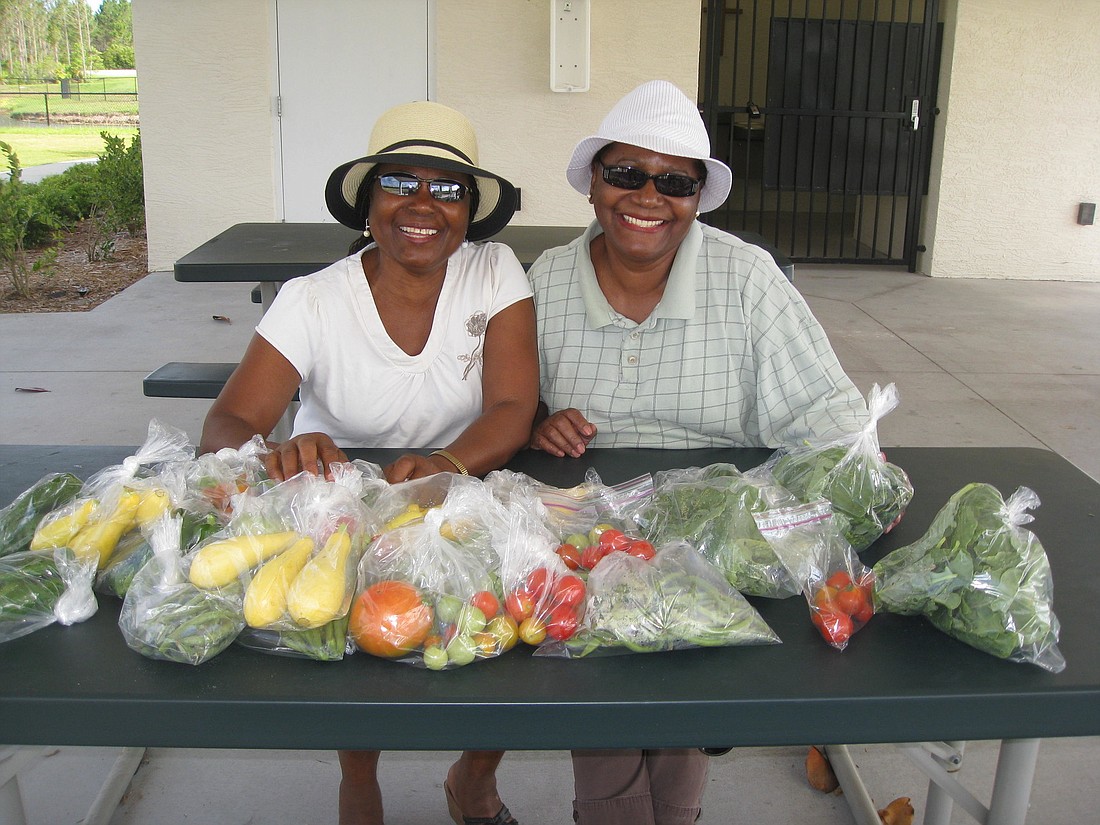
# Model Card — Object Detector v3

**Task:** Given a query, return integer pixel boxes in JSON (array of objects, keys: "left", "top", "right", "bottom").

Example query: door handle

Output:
[{"left": 910, "top": 99, "right": 920, "bottom": 131}]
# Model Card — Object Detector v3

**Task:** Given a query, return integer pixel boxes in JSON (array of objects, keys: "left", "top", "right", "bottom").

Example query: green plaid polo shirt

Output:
[{"left": 529, "top": 221, "right": 867, "bottom": 448}]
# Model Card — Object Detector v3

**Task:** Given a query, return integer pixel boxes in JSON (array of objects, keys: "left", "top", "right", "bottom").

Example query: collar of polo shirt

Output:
[{"left": 578, "top": 220, "right": 703, "bottom": 328}]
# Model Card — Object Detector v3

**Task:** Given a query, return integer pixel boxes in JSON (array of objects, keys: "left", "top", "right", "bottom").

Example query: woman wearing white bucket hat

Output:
[
  {"left": 527, "top": 80, "right": 867, "bottom": 825},
  {"left": 200, "top": 100, "right": 535, "bottom": 825}
]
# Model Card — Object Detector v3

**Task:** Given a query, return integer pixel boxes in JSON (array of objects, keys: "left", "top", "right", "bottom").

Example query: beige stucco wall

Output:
[
  {"left": 435, "top": 0, "right": 703, "bottom": 228},
  {"left": 133, "top": 0, "right": 278, "bottom": 272},
  {"left": 920, "top": 0, "right": 1100, "bottom": 279}
]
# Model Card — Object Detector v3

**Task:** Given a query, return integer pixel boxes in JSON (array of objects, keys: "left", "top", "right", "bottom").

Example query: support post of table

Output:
[
  {"left": 987, "top": 739, "right": 1041, "bottom": 825},
  {"left": 823, "top": 745, "right": 883, "bottom": 825},
  {"left": 922, "top": 741, "right": 965, "bottom": 825}
]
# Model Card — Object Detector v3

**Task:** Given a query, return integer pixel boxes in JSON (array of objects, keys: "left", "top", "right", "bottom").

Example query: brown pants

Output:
[{"left": 571, "top": 748, "right": 710, "bottom": 825}]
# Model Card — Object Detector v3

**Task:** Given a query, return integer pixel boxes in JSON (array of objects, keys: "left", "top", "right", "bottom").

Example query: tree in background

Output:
[{"left": 0, "top": 0, "right": 132, "bottom": 80}]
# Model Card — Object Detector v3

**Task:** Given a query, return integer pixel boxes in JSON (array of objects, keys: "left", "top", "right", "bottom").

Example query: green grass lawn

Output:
[{"left": 0, "top": 125, "right": 139, "bottom": 167}]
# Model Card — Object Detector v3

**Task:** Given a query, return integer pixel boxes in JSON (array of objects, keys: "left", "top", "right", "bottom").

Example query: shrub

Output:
[
  {"left": 95, "top": 131, "right": 144, "bottom": 236},
  {"left": 0, "top": 142, "right": 60, "bottom": 298}
]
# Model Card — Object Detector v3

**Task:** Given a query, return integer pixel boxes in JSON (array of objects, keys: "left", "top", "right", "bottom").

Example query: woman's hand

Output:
[
  {"left": 383, "top": 453, "right": 457, "bottom": 483},
  {"left": 263, "top": 432, "right": 348, "bottom": 481},
  {"left": 529, "top": 409, "right": 597, "bottom": 457}
]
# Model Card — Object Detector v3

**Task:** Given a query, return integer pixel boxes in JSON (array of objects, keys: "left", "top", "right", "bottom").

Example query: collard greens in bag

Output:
[
  {"left": 765, "top": 383, "right": 913, "bottom": 552},
  {"left": 872, "top": 483, "right": 1065, "bottom": 672},
  {"left": 633, "top": 463, "right": 800, "bottom": 598}
]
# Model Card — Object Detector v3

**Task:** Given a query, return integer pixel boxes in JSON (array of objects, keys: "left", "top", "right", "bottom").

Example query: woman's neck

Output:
[
  {"left": 360, "top": 249, "right": 446, "bottom": 355},
  {"left": 590, "top": 234, "right": 674, "bottom": 324}
]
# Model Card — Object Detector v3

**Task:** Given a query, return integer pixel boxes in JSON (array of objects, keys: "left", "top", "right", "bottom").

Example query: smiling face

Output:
[
  {"left": 588, "top": 143, "right": 704, "bottom": 270},
  {"left": 367, "top": 163, "right": 473, "bottom": 276}
]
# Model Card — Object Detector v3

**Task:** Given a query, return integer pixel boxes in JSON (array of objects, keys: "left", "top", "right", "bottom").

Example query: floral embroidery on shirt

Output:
[{"left": 458, "top": 311, "right": 487, "bottom": 380}]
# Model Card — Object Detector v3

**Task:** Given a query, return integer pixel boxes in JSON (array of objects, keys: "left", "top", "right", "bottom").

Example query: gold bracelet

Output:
[{"left": 429, "top": 449, "right": 469, "bottom": 475}]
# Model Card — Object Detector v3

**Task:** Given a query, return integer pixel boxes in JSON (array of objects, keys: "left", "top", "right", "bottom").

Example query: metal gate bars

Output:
[{"left": 700, "top": 0, "right": 941, "bottom": 271}]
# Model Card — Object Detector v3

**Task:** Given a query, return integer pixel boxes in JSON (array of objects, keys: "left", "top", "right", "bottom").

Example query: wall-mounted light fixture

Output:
[{"left": 550, "top": 0, "right": 590, "bottom": 92}]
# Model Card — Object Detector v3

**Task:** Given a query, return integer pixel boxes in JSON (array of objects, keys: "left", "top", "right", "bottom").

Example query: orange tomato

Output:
[
  {"left": 505, "top": 588, "right": 535, "bottom": 622},
  {"left": 349, "top": 580, "right": 434, "bottom": 658},
  {"left": 470, "top": 590, "right": 500, "bottom": 619}
]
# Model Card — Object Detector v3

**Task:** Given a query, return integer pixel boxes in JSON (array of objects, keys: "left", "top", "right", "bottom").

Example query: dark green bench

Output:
[{"left": 143, "top": 362, "right": 300, "bottom": 400}]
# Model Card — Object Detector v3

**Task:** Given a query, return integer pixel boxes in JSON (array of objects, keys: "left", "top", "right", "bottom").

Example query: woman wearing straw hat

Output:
[
  {"left": 200, "top": 100, "right": 533, "bottom": 825},
  {"left": 527, "top": 80, "right": 867, "bottom": 825}
]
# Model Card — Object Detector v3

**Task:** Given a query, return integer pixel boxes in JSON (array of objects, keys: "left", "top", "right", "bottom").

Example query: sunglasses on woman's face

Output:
[
  {"left": 376, "top": 172, "right": 469, "bottom": 202},
  {"left": 598, "top": 161, "right": 703, "bottom": 198}
]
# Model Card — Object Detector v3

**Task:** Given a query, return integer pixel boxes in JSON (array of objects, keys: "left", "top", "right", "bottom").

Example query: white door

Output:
[{"left": 275, "top": 0, "right": 431, "bottom": 223}]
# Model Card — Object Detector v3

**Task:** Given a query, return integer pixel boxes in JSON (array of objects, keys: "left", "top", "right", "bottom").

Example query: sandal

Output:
[{"left": 444, "top": 779, "right": 519, "bottom": 825}]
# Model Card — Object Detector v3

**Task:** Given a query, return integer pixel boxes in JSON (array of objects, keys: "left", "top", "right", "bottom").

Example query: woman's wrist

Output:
[{"left": 429, "top": 449, "right": 469, "bottom": 475}]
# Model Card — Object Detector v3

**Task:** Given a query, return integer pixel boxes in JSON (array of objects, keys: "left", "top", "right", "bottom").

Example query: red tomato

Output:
[
  {"left": 505, "top": 588, "right": 534, "bottom": 622},
  {"left": 813, "top": 584, "right": 839, "bottom": 610},
  {"left": 598, "top": 528, "right": 630, "bottom": 551},
  {"left": 555, "top": 543, "right": 582, "bottom": 570},
  {"left": 470, "top": 590, "right": 500, "bottom": 619},
  {"left": 825, "top": 570, "right": 853, "bottom": 590},
  {"left": 581, "top": 543, "right": 604, "bottom": 570},
  {"left": 624, "top": 540, "right": 656, "bottom": 561},
  {"left": 550, "top": 574, "right": 586, "bottom": 609},
  {"left": 525, "top": 567, "right": 553, "bottom": 602},
  {"left": 836, "top": 586, "right": 867, "bottom": 616},
  {"left": 853, "top": 601, "right": 875, "bottom": 624},
  {"left": 812, "top": 608, "right": 853, "bottom": 646},
  {"left": 544, "top": 605, "right": 580, "bottom": 641}
]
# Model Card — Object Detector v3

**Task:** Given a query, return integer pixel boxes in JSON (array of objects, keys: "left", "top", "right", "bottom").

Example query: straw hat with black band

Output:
[{"left": 325, "top": 100, "right": 518, "bottom": 243}]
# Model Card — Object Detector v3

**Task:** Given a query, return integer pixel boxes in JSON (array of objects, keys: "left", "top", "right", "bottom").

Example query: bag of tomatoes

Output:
[
  {"left": 756, "top": 500, "right": 875, "bottom": 650},
  {"left": 535, "top": 540, "right": 780, "bottom": 659},
  {"left": 497, "top": 468, "right": 656, "bottom": 574},
  {"left": 484, "top": 481, "right": 592, "bottom": 651},
  {"left": 349, "top": 476, "right": 515, "bottom": 669}
]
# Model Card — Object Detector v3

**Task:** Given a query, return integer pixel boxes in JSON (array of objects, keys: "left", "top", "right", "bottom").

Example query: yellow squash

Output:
[
  {"left": 29, "top": 498, "right": 98, "bottom": 551},
  {"left": 68, "top": 491, "right": 141, "bottom": 567},
  {"left": 243, "top": 535, "right": 316, "bottom": 628},
  {"left": 286, "top": 526, "right": 355, "bottom": 628},
  {"left": 135, "top": 487, "right": 172, "bottom": 526},
  {"left": 188, "top": 530, "right": 300, "bottom": 589}
]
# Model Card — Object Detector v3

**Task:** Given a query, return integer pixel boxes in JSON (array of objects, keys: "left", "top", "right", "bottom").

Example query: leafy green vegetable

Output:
[
  {"left": 537, "top": 542, "right": 780, "bottom": 658},
  {"left": 772, "top": 444, "right": 913, "bottom": 551},
  {"left": 635, "top": 467, "right": 799, "bottom": 598},
  {"left": 872, "top": 483, "right": 1065, "bottom": 672},
  {"left": 0, "top": 472, "right": 84, "bottom": 557}
]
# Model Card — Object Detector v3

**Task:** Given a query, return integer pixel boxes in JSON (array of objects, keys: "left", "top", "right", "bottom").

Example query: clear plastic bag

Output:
[
  {"left": 119, "top": 514, "right": 243, "bottom": 664},
  {"left": 0, "top": 472, "right": 85, "bottom": 558},
  {"left": 214, "top": 463, "right": 379, "bottom": 661},
  {"left": 632, "top": 463, "right": 801, "bottom": 598},
  {"left": 0, "top": 547, "right": 98, "bottom": 643},
  {"left": 759, "top": 383, "right": 914, "bottom": 552},
  {"left": 757, "top": 501, "right": 875, "bottom": 650},
  {"left": 872, "top": 484, "right": 1065, "bottom": 673},
  {"left": 349, "top": 475, "right": 514, "bottom": 669},
  {"left": 28, "top": 419, "right": 195, "bottom": 570},
  {"left": 535, "top": 540, "right": 780, "bottom": 658}
]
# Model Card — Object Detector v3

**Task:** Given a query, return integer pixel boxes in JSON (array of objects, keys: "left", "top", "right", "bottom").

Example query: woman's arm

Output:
[
  {"left": 200, "top": 334, "right": 347, "bottom": 478},
  {"left": 384, "top": 298, "right": 539, "bottom": 482}
]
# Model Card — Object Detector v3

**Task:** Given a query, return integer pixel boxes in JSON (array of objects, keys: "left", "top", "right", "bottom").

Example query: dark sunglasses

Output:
[
  {"left": 598, "top": 161, "right": 703, "bottom": 198},
  {"left": 376, "top": 172, "right": 470, "bottom": 202}
]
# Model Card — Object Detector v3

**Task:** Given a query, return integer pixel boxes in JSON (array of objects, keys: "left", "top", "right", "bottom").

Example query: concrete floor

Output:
[{"left": 2, "top": 263, "right": 1099, "bottom": 824}]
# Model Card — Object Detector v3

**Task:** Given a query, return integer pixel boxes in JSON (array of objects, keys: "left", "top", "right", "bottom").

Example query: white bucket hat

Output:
[
  {"left": 566, "top": 80, "right": 733, "bottom": 214},
  {"left": 326, "top": 100, "right": 518, "bottom": 242}
]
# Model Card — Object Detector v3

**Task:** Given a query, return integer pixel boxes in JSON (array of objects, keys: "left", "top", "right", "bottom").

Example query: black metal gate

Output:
[{"left": 700, "top": 0, "right": 941, "bottom": 270}]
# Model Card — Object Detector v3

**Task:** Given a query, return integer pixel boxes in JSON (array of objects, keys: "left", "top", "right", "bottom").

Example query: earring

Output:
[{"left": 362, "top": 222, "right": 370, "bottom": 237}]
